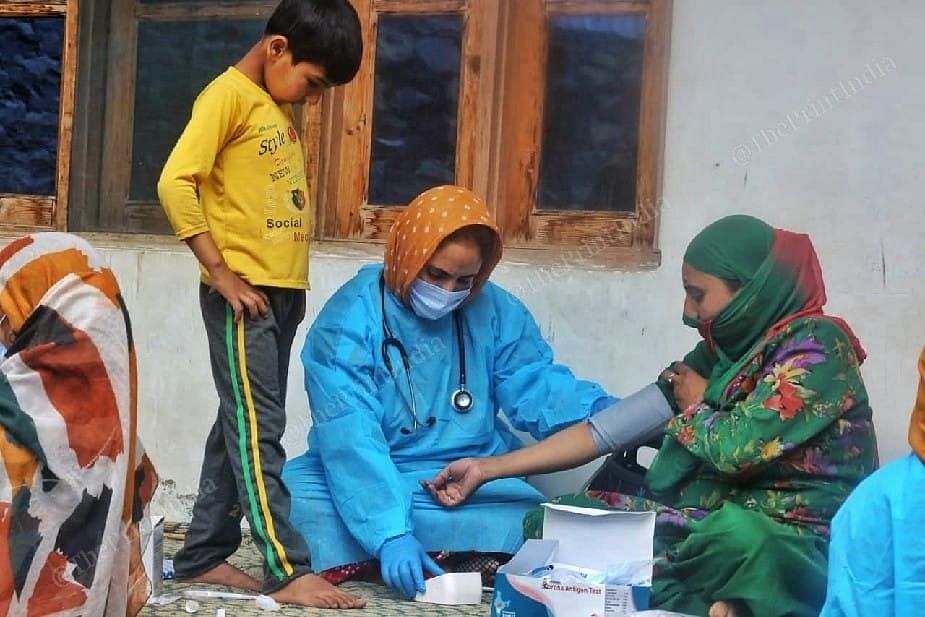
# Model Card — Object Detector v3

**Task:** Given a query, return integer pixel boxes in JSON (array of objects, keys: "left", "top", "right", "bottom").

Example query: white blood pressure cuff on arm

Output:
[{"left": 588, "top": 383, "right": 674, "bottom": 455}]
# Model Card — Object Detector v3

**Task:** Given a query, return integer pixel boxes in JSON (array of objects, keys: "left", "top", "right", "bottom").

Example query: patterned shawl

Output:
[
  {"left": 0, "top": 233, "right": 157, "bottom": 616},
  {"left": 648, "top": 215, "right": 866, "bottom": 493},
  {"left": 383, "top": 185, "right": 502, "bottom": 304}
]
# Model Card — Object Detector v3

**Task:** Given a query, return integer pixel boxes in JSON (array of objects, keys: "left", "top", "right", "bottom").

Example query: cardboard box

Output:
[
  {"left": 141, "top": 515, "right": 165, "bottom": 597},
  {"left": 491, "top": 504, "right": 656, "bottom": 617}
]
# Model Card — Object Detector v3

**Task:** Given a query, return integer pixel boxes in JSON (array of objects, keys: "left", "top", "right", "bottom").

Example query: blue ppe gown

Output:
[
  {"left": 283, "top": 264, "right": 611, "bottom": 571},
  {"left": 820, "top": 452, "right": 925, "bottom": 617}
]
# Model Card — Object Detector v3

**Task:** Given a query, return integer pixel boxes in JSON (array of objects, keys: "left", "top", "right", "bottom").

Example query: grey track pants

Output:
[{"left": 173, "top": 284, "right": 311, "bottom": 592}]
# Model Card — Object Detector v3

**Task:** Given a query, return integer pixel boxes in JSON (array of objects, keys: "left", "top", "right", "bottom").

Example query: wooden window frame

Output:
[
  {"left": 313, "top": 0, "right": 494, "bottom": 243},
  {"left": 314, "top": 0, "right": 671, "bottom": 269},
  {"left": 0, "top": 0, "right": 79, "bottom": 232},
  {"left": 70, "top": 0, "right": 280, "bottom": 234}
]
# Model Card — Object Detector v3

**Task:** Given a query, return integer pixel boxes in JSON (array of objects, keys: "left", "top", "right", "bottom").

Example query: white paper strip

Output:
[{"left": 414, "top": 572, "right": 483, "bottom": 605}]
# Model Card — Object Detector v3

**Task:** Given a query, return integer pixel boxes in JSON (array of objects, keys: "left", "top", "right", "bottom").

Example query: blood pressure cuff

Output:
[{"left": 588, "top": 383, "right": 673, "bottom": 455}]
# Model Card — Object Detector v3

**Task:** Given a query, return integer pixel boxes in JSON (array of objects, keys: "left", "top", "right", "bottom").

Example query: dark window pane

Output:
[
  {"left": 0, "top": 17, "right": 63, "bottom": 196},
  {"left": 368, "top": 14, "right": 461, "bottom": 206},
  {"left": 537, "top": 15, "right": 646, "bottom": 212},
  {"left": 139, "top": 0, "right": 255, "bottom": 3},
  {"left": 130, "top": 19, "right": 264, "bottom": 201}
]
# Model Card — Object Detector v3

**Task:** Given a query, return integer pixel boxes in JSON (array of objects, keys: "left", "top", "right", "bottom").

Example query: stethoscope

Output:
[{"left": 379, "top": 276, "right": 473, "bottom": 434}]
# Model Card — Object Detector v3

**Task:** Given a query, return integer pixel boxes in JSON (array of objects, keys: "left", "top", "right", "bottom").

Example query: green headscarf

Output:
[
  {"left": 680, "top": 214, "right": 820, "bottom": 405},
  {"left": 683, "top": 214, "right": 774, "bottom": 284}
]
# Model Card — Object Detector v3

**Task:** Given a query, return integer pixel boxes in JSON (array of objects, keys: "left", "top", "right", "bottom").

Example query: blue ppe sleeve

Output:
[
  {"left": 303, "top": 297, "right": 412, "bottom": 557},
  {"left": 492, "top": 292, "right": 612, "bottom": 440},
  {"left": 588, "top": 383, "right": 673, "bottom": 455},
  {"left": 820, "top": 452, "right": 925, "bottom": 617},
  {"left": 591, "top": 395, "right": 620, "bottom": 415}
]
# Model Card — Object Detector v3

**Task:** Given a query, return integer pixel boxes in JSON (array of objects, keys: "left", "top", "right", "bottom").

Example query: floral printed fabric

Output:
[
  {"left": 658, "top": 316, "right": 877, "bottom": 537},
  {"left": 528, "top": 317, "right": 878, "bottom": 540},
  {"left": 526, "top": 316, "right": 877, "bottom": 617}
]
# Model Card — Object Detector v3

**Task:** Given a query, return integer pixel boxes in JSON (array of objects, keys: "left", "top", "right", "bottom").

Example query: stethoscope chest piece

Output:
[{"left": 451, "top": 388, "right": 474, "bottom": 413}]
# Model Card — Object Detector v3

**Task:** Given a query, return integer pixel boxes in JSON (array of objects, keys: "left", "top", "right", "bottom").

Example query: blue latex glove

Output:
[{"left": 379, "top": 533, "right": 445, "bottom": 599}]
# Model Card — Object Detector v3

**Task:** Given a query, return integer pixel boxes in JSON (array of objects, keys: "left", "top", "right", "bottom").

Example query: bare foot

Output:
[
  {"left": 709, "top": 601, "right": 738, "bottom": 617},
  {"left": 271, "top": 573, "right": 366, "bottom": 609},
  {"left": 179, "top": 562, "right": 262, "bottom": 592}
]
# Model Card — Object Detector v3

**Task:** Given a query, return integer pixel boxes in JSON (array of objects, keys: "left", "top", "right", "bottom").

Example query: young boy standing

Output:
[{"left": 158, "top": 0, "right": 364, "bottom": 608}]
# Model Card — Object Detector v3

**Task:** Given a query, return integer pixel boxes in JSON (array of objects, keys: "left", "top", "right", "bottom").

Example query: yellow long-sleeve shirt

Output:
[{"left": 158, "top": 67, "right": 311, "bottom": 289}]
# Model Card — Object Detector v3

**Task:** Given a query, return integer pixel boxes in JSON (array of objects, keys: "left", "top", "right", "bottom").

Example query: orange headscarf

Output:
[
  {"left": 907, "top": 347, "right": 925, "bottom": 462},
  {"left": 383, "top": 185, "right": 502, "bottom": 304}
]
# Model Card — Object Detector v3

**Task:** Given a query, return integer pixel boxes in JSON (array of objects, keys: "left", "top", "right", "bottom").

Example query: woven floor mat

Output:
[{"left": 140, "top": 531, "right": 491, "bottom": 616}]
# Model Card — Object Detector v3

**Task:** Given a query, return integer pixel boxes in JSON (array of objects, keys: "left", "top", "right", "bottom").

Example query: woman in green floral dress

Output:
[{"left": 424, "top": 215, "right": 878, "bottom": 617}]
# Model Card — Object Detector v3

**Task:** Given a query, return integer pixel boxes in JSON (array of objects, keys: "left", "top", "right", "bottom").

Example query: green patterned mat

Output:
[{"left": 140, "top": 532, "right": 491, "bottom": 616}]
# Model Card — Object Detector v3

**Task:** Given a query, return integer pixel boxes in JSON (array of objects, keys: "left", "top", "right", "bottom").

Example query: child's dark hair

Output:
[{"left": 266, "top": 0, "right": 363, "bottom": 85}]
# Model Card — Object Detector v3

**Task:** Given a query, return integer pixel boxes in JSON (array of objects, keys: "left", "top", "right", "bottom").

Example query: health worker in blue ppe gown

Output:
[
  {"left": 820, "top": 346, "right": 925, "bottom": 617},
  {"left": 282, "top": 185, "right": 617, "bottom": 599}
]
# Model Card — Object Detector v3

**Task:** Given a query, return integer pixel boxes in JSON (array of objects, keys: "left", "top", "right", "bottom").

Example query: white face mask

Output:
[{"left": 409, "top": 278, "right": 470, "bottom": 320}]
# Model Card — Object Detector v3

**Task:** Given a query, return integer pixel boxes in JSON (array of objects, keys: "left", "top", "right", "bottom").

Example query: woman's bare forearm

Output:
[{"left": 480, "top": 421, "right": 601, "bottom": 482}]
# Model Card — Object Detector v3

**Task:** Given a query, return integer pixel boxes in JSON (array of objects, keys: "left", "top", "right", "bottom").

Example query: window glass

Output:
[
  {"left": 537, "top": 14, "right": 646, "bottom": 212},
  {"left": 0, "top": 17, "right": 64, "bottom": 195},
  {"left": 130, "top": 19, "right": 264, "bottom": 201},
  {"left": 368, "top": 14, "right": 462, "bottom": 206}
]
